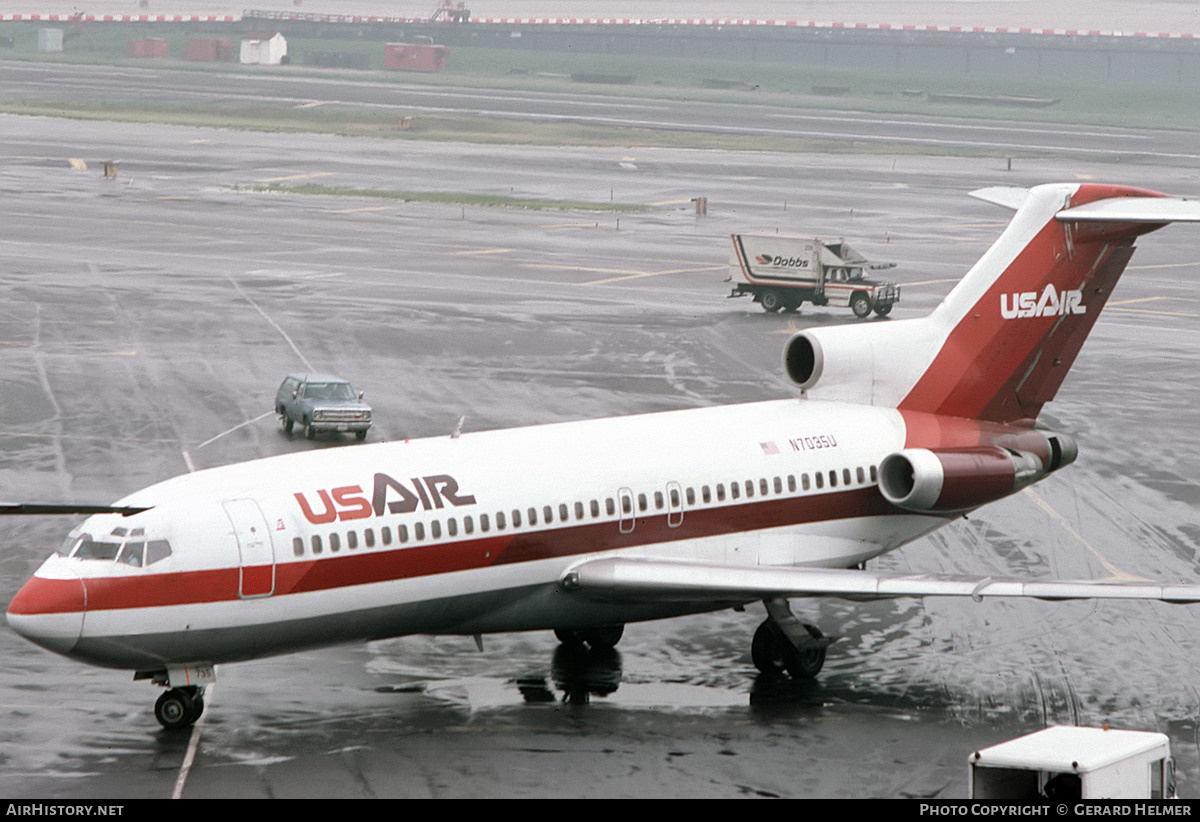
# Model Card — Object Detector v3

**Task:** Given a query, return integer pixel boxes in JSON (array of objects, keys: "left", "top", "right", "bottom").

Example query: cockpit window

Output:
[
  {"left": 69, "top": 534, "right": 173, "bottom": 566},
  {"left": 146, "top": 540, "right": 172, "bottom": 565},
  {"left": 76, "top": 539, "right": 121, "bottom": 560},
  {"left": 118, "top": 541, "right": 145, "bottom": 567}
]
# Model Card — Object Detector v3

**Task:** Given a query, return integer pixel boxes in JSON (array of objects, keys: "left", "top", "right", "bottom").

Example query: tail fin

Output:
[{"left": 783, "top": 183, "right": 1200, "bottom": 424}]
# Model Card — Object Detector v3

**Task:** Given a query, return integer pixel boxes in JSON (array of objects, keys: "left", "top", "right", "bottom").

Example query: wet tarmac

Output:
[{"left": 0, "top": 113, "right": 1199, "bottom": 798}]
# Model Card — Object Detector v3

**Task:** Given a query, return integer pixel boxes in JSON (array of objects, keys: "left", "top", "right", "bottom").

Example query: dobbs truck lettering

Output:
[
  {"left": 756, "top": 253, "right": 810, "bottom": 269},
  {"left": 294, "top": 472, "right": 477, "bottom": 524}
]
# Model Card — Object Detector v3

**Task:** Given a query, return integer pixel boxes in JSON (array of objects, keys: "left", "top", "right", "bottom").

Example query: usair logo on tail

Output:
[{"left": 1000, "top": 284, "right": 1086, "bottom": 319}]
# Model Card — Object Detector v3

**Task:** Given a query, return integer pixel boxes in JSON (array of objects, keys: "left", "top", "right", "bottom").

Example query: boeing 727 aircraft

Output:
[{"left": 8, "top": 182, "right": 1200, "bottom": 729}]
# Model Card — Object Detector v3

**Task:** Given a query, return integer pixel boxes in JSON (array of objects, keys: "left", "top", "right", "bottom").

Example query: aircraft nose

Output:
[{"left": 6, "top": 571, "right": 85, "bottom": 657}]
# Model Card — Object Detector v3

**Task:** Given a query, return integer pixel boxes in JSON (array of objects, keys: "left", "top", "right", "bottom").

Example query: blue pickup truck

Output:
[{"left": 275, "top": 374, "right": 372, "bottom": 441}]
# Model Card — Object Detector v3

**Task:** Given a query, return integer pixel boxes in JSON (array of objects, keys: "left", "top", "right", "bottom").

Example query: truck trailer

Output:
[
  {"left": 969, "top": 726, "right": 1176, "bottom": 800},
  {"left": 728, "top": 233, "right": 900, "bottom": 318}
]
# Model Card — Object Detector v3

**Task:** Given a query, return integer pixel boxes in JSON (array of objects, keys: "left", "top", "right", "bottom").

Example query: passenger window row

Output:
[
  {"left": 290, "top": 463, "right": 880, "bottom": 558},
  {"left": 691, "top": 465, "right": 877, "bottom": 503}
]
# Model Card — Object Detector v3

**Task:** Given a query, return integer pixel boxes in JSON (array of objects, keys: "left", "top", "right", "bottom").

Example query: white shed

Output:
[
  {"left": 38, "top": 28, "right": 64, "bottom": 53},
  {"left": 239, "top": 32, "right": 287, "bottom": 66}
]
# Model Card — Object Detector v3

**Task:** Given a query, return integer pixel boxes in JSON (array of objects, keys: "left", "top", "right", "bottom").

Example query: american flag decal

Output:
[{"left": 760, "top": 442, "right": 779, "bottom": 455}]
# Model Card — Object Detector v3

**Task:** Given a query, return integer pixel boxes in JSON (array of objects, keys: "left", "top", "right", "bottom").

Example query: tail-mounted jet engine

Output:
[
  {"left": 783, "top": 329, "right": 835, "bottom": 391},
  {"left": 878, "top": 435, "right": 1077, "bottom": 514},
  {"left": 782, "top": 320, "right": 1080, "bottom": 515}
]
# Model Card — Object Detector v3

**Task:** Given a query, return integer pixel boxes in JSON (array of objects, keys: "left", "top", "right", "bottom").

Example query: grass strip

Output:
[
  {"left": 236, "top": 182, "right": 650, "bottom": 212},
  {"left": 0, "top": 100, "right": 1039, "bottom": 158}
]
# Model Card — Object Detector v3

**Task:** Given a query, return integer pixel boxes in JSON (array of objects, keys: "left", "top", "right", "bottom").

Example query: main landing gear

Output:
[
  {"left": 154, "top": 686, "right": 206, "bottom": 729},
  {"left": 750, "top": 598, "right": 831, "bottom": 679},
  {"left": 553, "top": 624, "right": 625, "bottom": 650}
]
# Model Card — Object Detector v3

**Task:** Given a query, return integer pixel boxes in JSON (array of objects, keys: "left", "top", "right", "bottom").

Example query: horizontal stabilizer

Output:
[
  {"left": 971, "top": 186, "right": 1200, "bottom": 223},
  {"left": 1056, "top": 196, "right": 1200, "bottom": 223},
  {"left": 562, "top": 558, "right": 1200, "bottom": 604},
  {"left": 969, "top": 186, "right": 1030, "bottom": 211}
]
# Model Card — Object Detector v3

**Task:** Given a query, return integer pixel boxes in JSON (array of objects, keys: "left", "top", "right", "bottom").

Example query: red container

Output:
[
  {"left": 186, "top": 37, "right": 232, "bottom": 62},
  {"left": 384, "top": 43, "right": 450, "bottom": 73},
  {"left": 127, "top": 38, "right": 168, "bottom": 58}
]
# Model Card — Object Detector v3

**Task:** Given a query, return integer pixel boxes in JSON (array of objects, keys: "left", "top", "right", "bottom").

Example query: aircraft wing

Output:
[
  {"left": 0, "top": 503, "right": 151, "bottom": 516},
  {"left": 562, "top": 557, "right": 1200, "bottom": 604}
]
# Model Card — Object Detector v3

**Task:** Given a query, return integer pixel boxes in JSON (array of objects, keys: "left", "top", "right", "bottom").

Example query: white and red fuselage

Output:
[
  {"left": 9, "top": 399, "right": 954, "bottom": 671},
  {"left": 8, "top": 182, "right": 1200, "bottom": 686}
]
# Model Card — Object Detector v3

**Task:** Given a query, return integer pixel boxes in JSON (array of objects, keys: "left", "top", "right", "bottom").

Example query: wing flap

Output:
[{"left": 562, "top": 558, "right": 1200, "bottom": 604}]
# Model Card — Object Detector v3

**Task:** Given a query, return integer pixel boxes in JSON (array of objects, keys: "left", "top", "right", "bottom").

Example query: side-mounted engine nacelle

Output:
[
  {"left": 782, "top": 325, "right": 897, "bottom": 403},
  {"left": 878, "top": 434, "right": 1077, "bottom": 514},
  {"left": 783, "top": 329, "right": 836, "bottom": 390}
]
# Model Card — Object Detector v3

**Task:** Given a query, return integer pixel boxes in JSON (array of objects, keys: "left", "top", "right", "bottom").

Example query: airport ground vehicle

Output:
[
  {"left": 970, "top": 726, "right": 1175, "bottom": 799},
  {"left": 275, "top": 374, "right": 372, "bottom": 440},
  {"left": 728, "top": 233, "right": 900, "bottom": 317}
]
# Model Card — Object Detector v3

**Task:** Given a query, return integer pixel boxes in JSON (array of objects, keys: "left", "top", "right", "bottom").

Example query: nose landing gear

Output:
[
  {"left": 142, "top": 663, "right": 215, "bottom": 730},
  {"left": 154, "top": 686, "right": 206, "bottom": 729}
]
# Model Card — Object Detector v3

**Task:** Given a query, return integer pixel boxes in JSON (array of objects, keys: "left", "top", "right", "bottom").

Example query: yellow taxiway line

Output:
[
  {"left": 1022, "top": 487, "right": 1146, "bottom": 583},
  {"left": 520, "top": 262, "right": 724, "bottom": 286},
  {"left": 1108, "top": 295, "right": 1199, "bottom": 318},
  {"left": 255, "top": 172, "right": 335, "bottom": 184}
]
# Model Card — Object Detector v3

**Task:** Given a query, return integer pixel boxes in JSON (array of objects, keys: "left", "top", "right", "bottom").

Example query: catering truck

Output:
[
  {"left": 969, "top": 726, "right": 1176, "bottom": 800},
  {"left": 727, "top": 233, "right": 899, "bottom": 317}
]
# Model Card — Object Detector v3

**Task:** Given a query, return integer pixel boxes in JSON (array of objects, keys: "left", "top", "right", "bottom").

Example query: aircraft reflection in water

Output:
[
  {"left": 513, "top": 644, "right": 623, "bottom": 705},
  {"left": 9, "top": 183, "right": 1200, "bottom": 730},
  {"left": 516, "top": 644, "right": 824, "bottom": 711}
]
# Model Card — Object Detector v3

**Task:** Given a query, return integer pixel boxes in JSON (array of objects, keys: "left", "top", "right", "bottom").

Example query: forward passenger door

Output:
[{"left": 223, "top": 498, "right": 277, "bottom": 598}]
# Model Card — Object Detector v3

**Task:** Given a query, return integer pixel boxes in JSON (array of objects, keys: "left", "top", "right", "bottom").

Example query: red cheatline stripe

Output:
[{"left": 10, "top": 486, "right": 902, "bottom": 615}]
